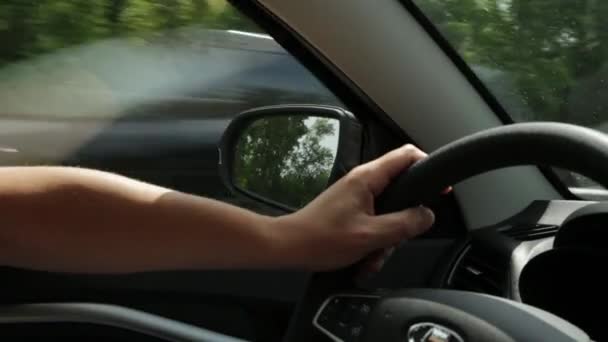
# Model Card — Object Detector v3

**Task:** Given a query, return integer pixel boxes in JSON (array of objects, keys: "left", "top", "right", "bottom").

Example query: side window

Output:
[{"left": 0, "top": 1, "right": 343, "bottom": 212}]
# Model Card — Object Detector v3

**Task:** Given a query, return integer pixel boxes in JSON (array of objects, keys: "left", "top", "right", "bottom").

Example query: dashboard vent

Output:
[
  {"left": 501, "top": 224, "right": 559, "bottom": 241},
  {"left": 448, "top": 245, "right": 506, "bottom": 296}
]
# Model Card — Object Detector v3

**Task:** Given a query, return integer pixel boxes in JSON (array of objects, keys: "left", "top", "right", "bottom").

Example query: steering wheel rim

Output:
[
  {"left": 376, "top": 121, "right": 608, "bottom": 213},
  {"left": 288, "top": 122, "right": 607, "bottom": 342}
]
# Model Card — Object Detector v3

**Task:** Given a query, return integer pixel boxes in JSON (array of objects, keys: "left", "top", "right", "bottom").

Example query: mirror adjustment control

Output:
[{"left": 313, "top": 294, "right": 378, "bottom": 342}]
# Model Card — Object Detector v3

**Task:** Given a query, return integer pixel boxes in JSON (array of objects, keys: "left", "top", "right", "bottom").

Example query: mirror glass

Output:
[{"left": 233, "top": 115, "right": 340, "bottom": 209}]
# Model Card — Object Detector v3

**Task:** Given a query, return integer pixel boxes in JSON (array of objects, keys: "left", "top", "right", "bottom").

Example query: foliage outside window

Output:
[
  {"left": 414, "top": 0, "right": 608, "bottom": 192},
  {"left": 0, "top": 0, "right": 259, "bottom": 67},
  {"left": 0, "top": 1, "right": 344, "bottom": 211},
  {"left": 233, "top": 116, "right": 339, "bottom": 209}
]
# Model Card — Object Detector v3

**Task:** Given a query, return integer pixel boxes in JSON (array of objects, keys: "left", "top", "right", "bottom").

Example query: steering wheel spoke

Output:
[
  {"left": 313, "top": 294, "right": 379, "bottom": 342},
  {"left": 313, "top": 290, "right": 589, "bottom": 342}
]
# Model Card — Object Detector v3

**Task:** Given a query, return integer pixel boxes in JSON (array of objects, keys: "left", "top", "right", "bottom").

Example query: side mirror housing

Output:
[{"left": 219, "top": 105, "right": 362, "bottom": 211}]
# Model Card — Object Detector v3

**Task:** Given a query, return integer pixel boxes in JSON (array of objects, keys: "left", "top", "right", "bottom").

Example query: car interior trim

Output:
[
  {"left": 256, "top": 0, "right": 563, "bottom": 228},
  {"left": 0, "top": 303, "right": 246, "bottom": 342}
]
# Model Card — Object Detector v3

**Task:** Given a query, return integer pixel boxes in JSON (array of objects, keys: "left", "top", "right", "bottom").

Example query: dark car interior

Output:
[
  {"left": 2, "top": 111, "right": 606, "bottom": 342},
  {"left": 0, "top": 0, "right": 606, "bottom": 341}
]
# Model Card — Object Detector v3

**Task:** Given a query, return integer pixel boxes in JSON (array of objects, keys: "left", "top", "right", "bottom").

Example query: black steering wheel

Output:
[{"left": 286, "top": 122, "right": 608, "bottom": 342}]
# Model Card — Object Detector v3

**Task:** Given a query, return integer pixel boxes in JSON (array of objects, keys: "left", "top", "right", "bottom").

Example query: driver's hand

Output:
[{"left": 276, "top": 144, "right": 436, "bottom": 273}]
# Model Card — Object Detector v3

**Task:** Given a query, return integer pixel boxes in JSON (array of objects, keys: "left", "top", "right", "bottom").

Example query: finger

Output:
[
  {"left": 357, "top": 247, "right": 395, "bottom": 278},
  {"left": 370, "top": 206, "right": 435, "bottom": 248},
  {"left": 357, "top": 249, "right": 385, "bottom": 277},
  {"left": 367, "top": 246, "right": 395, "bottom": 272},
  {"left": 354, "top": 144, "right": 427, "bottom": 196}
]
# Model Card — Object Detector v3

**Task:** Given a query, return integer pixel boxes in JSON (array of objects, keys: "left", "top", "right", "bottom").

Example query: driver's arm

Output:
[{"left": 0, "top": 145, "right": 434, "bottom": 274}]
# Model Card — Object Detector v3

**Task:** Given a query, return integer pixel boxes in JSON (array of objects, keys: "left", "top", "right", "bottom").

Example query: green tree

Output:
[
  {"left": 233, "top": 116, "right": 338, "bottom": 209},
  {"left": 415, "top": 0, "right": 608, "bottom": 189},
  {"left": 0, "top": 0, "right": 260, "bottom": 68},
  {"left": 416, "top": 0, "right": 608, "bottom": 127}
]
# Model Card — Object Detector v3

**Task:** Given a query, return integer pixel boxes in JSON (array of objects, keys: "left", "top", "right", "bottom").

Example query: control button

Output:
[
  {"left": 338, "top": 302, "right": 359, "bottom": 325},
  {"left": 332, "top": 322, "right": 349, "bottom": 340},
  {"left": 350, "top": 325, "right": 363, "bottom": 339},
  {"left": 315, "top": 295, "right": 379, "bottom": 342},
  {"left": 329, "top": 297, "right": 344, "bottom": 308},
  {"left": 360, "top": 303, "right": 371, "bottom": 315}
]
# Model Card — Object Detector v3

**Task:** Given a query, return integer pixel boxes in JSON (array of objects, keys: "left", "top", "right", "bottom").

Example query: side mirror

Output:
[{"left": 219, "top": 105, "right": 362, "bottom": 211}]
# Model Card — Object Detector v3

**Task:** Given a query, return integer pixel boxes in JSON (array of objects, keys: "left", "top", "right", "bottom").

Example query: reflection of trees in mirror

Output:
[{"left": 234, "top": 116, "right": 338, "bottom": 209}]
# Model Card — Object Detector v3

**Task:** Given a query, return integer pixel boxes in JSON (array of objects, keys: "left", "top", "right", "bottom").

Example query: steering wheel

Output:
[{"left": 287, "top": 122, "right": 608, "bottom": 342}]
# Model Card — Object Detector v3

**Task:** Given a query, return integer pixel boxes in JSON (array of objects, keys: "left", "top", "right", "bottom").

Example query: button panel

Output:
[{"left": 314, "top": 294, "right": 379, "bottom": 342}]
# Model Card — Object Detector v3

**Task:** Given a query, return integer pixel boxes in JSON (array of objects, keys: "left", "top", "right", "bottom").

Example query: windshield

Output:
[{"left": 412, "top": 0, "right": 607, "bottom": 195}]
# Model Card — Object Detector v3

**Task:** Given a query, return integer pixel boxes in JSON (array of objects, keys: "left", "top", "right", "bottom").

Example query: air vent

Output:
[
  {"left": 448, "top": 245, "right": 506, "bottom": 296},
  {"left": 501, "top": 224, "right": 559, "bottom": 241}
]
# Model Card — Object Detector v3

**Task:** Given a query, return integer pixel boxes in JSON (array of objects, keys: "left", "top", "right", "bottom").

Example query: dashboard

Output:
[
  {"left": 0, "top": 199, "right": 602, "bottom": 341},
  {"left": 419, "top": 199, "right": 602, "bottom": 340},
  {"left": 310, "top": 199, "right": 605, "bottom": 342},
  {"left": 445, "top": 200, "right": 593, "bottom": 300}
]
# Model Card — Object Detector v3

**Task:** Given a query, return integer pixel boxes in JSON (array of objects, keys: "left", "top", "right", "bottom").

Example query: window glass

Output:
[
  {"left": 0, "top": 1, "right": 343, "bottom": 212},
  {"left": 413, "top": 0, "right": 608, "bottom": 194}
]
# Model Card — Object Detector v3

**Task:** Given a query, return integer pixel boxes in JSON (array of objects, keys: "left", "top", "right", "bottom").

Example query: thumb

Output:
[{"left": 370, "top": 206, "right": 435, "bottom": 248}]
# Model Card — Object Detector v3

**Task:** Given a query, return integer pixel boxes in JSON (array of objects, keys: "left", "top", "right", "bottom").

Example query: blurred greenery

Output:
[
  {"left": 0, "top": 0, "right": 259, "bottom": 67},
  {"left": 3, "top": 0, "right": 606, "bottom": 193},
  {"left": 0, "top": 0, "right": 346, "bottom": 210},
  {"left": 233, "top": 116, "right": 338, "bottom": 209},
  {"left": 7, "top": 0, "right": 608, "bottom": 127},
  {"left": 415, "top": 0, "right": 608, "bottom": 191},
  {"left": 415, "top": 0, "right": 608, "bottom": 129}
]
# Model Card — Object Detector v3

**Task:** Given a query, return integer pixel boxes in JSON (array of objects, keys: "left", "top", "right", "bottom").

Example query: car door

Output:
[{"left": 0, "top": 1, "right": 344, "bottom": 340}]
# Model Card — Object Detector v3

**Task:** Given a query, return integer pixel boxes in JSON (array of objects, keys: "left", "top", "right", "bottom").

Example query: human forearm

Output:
[
  {"left": 0, "top": 167, "right": 283, "bottom": 273},
  {"left": 0, "top": 145, "right": 437, "bottom": 275}
]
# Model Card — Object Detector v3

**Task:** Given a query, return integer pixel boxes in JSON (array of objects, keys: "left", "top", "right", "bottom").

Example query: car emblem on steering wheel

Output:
[{"left": 408, "top": 322, "right": 464, "bottom": 342}]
